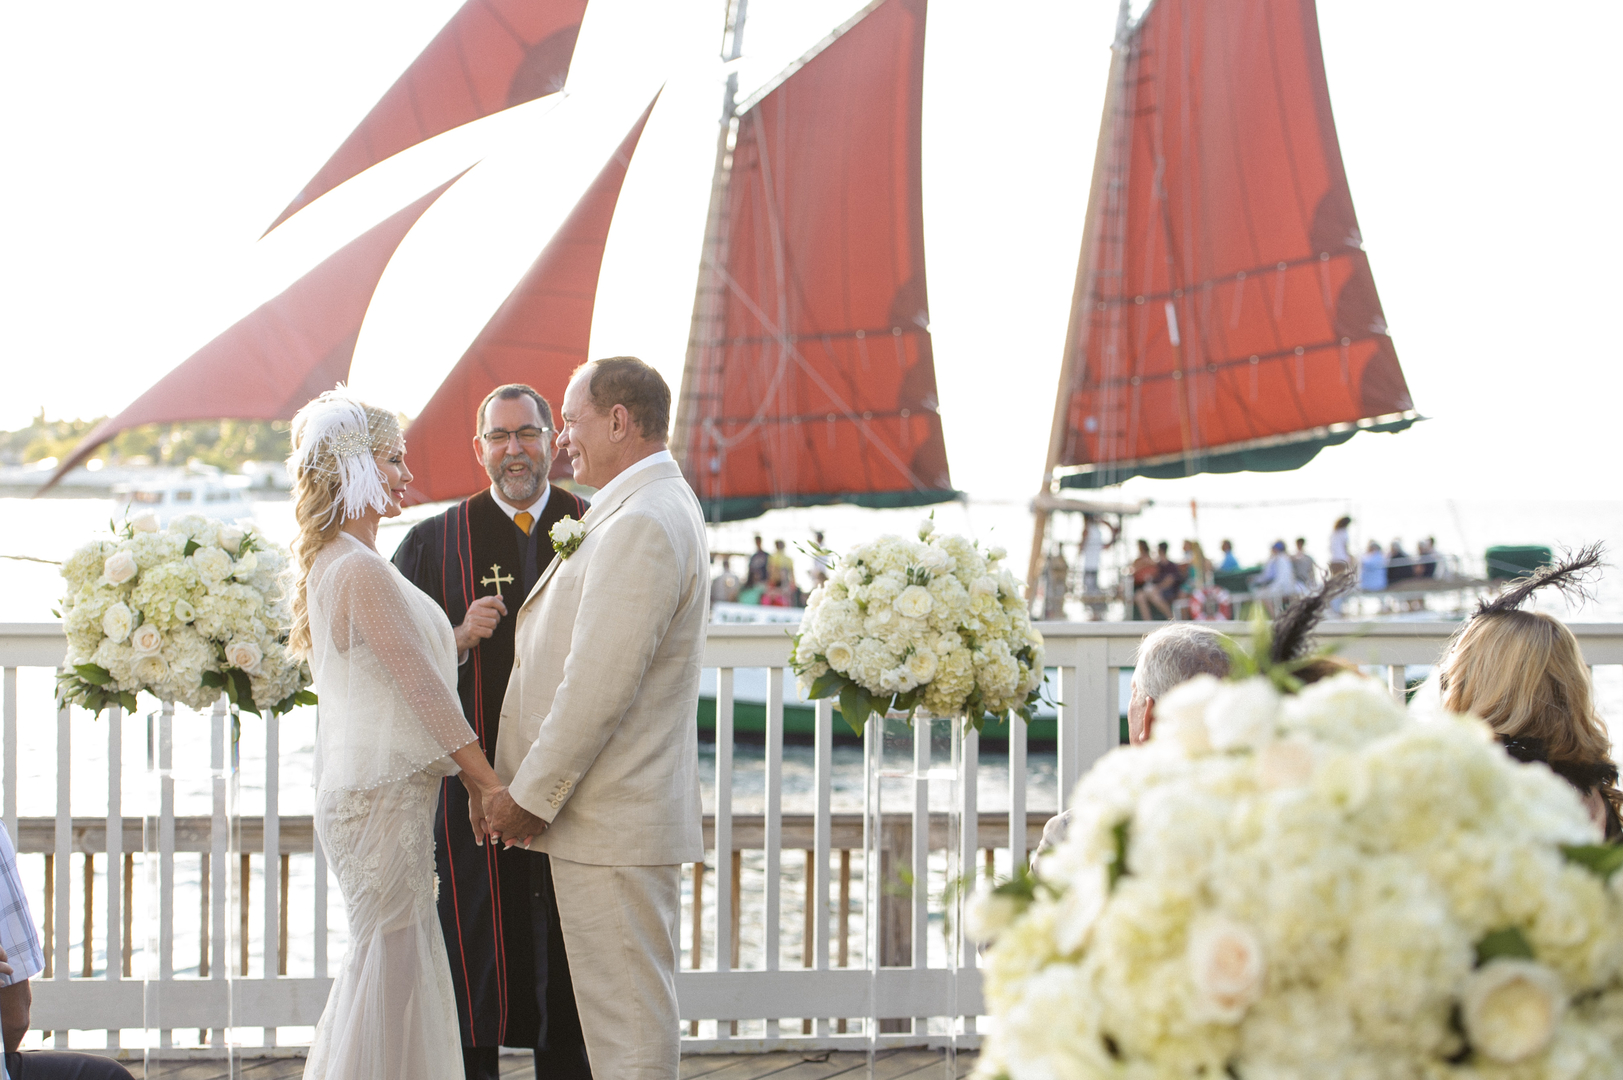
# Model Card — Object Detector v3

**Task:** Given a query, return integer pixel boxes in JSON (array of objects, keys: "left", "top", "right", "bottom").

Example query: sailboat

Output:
[
  {"left": 41, "top": 0, "right": 1415, "bottom": 604},
  {"left": 1026, "top": 0, "right": 1417, "bottom": 587}
]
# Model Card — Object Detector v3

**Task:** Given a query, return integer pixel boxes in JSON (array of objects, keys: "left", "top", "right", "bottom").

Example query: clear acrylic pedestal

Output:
[
  {"left": 864, "top": 711, "right": 964, "bottom": 1075},
  {"left": 142, "top": 697, "right": 239, "bottom": 1074}
]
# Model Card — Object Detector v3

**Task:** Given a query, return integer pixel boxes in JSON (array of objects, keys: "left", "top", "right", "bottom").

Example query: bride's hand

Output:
[{"left": 466, "top": 783, "right": 490, "bottom": 846}]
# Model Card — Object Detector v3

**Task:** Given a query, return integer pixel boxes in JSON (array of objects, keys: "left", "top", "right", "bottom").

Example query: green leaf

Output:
[
  {"left": 74, "top": 663, "right": 114, "bottom": 686},
  {"left": 1561, "top": 843, "right": 1623, "bottom": 882},
  {"left": 1108, "top": 819, "right": 1131, "bottom": 890},
  {"left": 182, "top": 538, "right": 201, "bottom": 558},
  {"left": 807, "top": 671, "right": 847, "bottom": 700},
  {"left": 229, "top": 669, "right": 260, "bottom": 717},
  {"left": 117, "top": 691, "right": 139, "bottom": 712},
  {"left": 292, "top": 689, "right": 318, "bottom": 708},
  {"left": 838, "top": 684, "right": 872, "bottom": 736},
  {"left": 201, "top": 670, "right": 227, "bottom": 689},
  {"left": 1475, "top": 926, "right": 1535, "bottom": 966}
]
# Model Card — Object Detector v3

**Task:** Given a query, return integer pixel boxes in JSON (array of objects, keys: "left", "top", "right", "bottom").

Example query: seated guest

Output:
[
  {"left": 1359, "top": 540, "right": 1387, "bottom": 592},
  {"left": 1251, "top": 540, "right": 1304, "bottom": 613},
  {"left": 761, "top": 568, "right": 795, "bottom": 607},
  {"left": 1436, "top": 547, "right": 1620, "bottom": 838},
  {"left": 1291, "top": 538, "right": 1317, "bottom": 589},
  {"left": 1037, "top": 623, "right": 1233, "bottom": 857},
  {"left": 1217, "top": 539, "right": 1239, "bottom": 573},
  {"left": 0, "top": 823, "right": 134, "bottom": 1079},
  {"left": 1132, "top": 540, "right": 1171, "bottom": 620},
  {"left": 1416, "top": 537, "right": 1439, "bottom": 578},
  {"left": 768, "top": 539, "right": 795, "bottom": 585}
]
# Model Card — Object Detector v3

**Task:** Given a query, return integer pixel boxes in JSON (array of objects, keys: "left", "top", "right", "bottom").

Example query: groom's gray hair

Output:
[{"left": 1135, "top": 623, "right": 1232, "bottom": 699}]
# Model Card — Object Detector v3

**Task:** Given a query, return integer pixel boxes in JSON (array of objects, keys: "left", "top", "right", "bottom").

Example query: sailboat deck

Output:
[{"left": 118, "top": 1049, "right": 976, "bottom": 1079}]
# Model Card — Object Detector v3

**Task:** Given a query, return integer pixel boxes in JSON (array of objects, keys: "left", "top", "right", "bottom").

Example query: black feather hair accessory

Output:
[
  {"left": 1268, "top": 570, "right": 1358, "bottom": 666},
  {"left": 1474, "top": 543, "right": 1605, "bottom": 619}
]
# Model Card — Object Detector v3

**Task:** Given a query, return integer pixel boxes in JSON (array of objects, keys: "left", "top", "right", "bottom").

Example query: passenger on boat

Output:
[
  {"left": 1291, "top": 538, "right": 1318, "bottom": 589},
  {"left": 1327, "top": 516, "right": 1353, "bottom": 577},
  {"left": 710, "top": 555, "right": 741, "bottom": 604},
  {"left": 1081, "top": 514, "right": 1116, "bottom": 608},
  {"left": 1251, "top": 540, "right": 1304, "bottom": 612},
  {"left": 1216, "top": 539, "right": 1239, "bottom": 573},
  {"left": 1416, "top": 536, "right": 1439, "bottom": 578},
  {"left": 1387, "top": 538, "right": 1414, "bottom": 584},
  {"left": 1359, "top": 540, "right": 1387, "bottom": 592},
  {"left": 746, "top": 534, "right": 770, "bottom": 589},
  {"left": 1131, "top": 539, "right": 1172, "bottom": 620}
]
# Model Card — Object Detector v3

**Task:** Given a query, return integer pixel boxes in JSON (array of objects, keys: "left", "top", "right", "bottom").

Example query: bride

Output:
[{"left": 286, "top": 390, "right": 508, "bottom": 1080}]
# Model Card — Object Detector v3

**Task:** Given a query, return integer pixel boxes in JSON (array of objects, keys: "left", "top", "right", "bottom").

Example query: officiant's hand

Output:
[
  {"left": 485, "top": 788, "right": 548, "bottom": 849},
  {"left": 455, "top": 595, "right": 508, "bottom": 653}
]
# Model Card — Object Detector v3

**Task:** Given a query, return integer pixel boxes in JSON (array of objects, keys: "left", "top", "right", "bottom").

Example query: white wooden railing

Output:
[{"left": 4, "top": 620, "right": 1623, "bottom": 1057}]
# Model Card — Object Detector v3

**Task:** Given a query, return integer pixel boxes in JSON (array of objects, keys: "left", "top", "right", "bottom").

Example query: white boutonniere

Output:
[{"left": 550, "top": 516, "right": 586, "bottom": 559}]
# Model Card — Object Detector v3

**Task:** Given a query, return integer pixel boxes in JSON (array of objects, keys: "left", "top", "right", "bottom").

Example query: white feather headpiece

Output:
[{"left": 288, "top": 387, "right": 403, "bottom": 528}]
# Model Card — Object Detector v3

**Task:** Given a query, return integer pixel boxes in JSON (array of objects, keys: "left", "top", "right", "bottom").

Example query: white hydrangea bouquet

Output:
[
  {"left": 969, "top": 658, "right": 1623, "bottom": 1079},
  {"left": 790, "top": 519, "right": 1046, "bottom": 733},
  {"left": 56, "top": 513, "right": 315, "bottom": 717}
]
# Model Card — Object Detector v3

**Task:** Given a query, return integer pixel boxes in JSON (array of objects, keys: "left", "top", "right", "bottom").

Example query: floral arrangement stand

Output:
[
  {"left": 140, "top": 695, "right": 241, "bottom": 1068},
  {"left": 968, "top": 633, "right": 1623, "bottom": 1079}
]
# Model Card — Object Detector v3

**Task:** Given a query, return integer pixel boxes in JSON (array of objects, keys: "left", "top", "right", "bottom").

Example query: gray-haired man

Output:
[{"left": 1037, "top": 623, "right": 1233, "bottom": 856}]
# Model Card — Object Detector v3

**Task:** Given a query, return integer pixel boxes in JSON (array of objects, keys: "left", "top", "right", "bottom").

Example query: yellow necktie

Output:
[{"left": 514, "top": 512, "right": 534, "bottom": 535}]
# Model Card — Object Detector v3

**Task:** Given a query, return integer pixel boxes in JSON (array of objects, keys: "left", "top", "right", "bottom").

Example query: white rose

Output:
[
  {"left": 1461, "top": 960, "right": 1564, "bottom": 1063},
  {"left": 102, "top": 550, "right": 138, "bottom": 586},
  {"left": 1205, "top": 677, "right": 1280, "bottom": 751},
  {"left": 987, "top": 546, "right": 1007, "bottom": 562},
  {"left": 965, "top": 890, "right": 1020, "bottom": 944},
  {"left": 101, "top": 602, "right": 133, "bottom": 643},
  {"left": 895, "top": 584, "right": 933, "bottom": 619},
  {"left": 224, "top": 640, "right": 263, "bottom": 675},
  {"left": 130, "top": 513, "right": 159, "bottom": 534},
  {"left": 191, "top": 546, "right": 232, "bottom": 585},
  {"left": 971, "top": 575, "right": 999, "bottom": 598},
  {"left": 905, "top": 648, "right": 938, "bottom": 684},
  {"left": 218, "top": 526, "right": 245, "bottom": 554},
  {"left": 1187, "top": 914, "right": 1266, "bottom": 1023},
  {"left": 917, "top": 518, "right": 935, "bottom": 539},
  {"left": 232, "top": 551, "right": 259, "bottom": 579},
  {"left": 1256, "top": 738, "right": 1316, "bottom": 789},
  {"left": 825, "top": 641, "right": 854, "bottom": 672},
  {"left": 1053, "top": 864, "right": 1109, "bottom": 954},
  {"left": 1153, "top": 673, "right": 1222, "bottom": 753},
  {"left": 129, "top": 623, "right": 164, "bottom": 656},
  {"left": 132, "top": 654, "right": 168, "bottom": 683}
]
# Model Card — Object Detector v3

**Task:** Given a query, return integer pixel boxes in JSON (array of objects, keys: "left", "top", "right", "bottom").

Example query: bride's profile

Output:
[{"left": 286, "top": 389, "right": 507, "bottom": 1080}]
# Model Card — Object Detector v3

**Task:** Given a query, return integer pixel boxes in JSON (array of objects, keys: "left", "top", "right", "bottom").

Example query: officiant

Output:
[{"left": 393, "top": 384, "right": 591, "bottom": 1080}]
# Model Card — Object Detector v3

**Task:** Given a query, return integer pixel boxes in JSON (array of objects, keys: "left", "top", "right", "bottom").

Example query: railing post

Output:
[
  {"left": 811, "top": 698, "right": 832, "bottom": 1039},
  {"left": 53, "top": 691, "right": 69, "bottom": 1048},
  {"left": 1008, "top": 705, "right": 1028, "bottom": 870},
  {"left": 263, "top": 712, "right": 281, "bottom": 1045},
  {"left": 960, "top": 724, "right": 979, "bottom": 1037},
  {"left": 712, "top": 668, "right": 733, "bottom": 1043},
  {"left": 209, "top": 699, "right": 228, "bottom": 1048},
  {"left": 105, "top": 703, "right": 123, "bottom": 1050},
  {"left": 763, "top": 666, "right": 783, "bottom": 1038}
]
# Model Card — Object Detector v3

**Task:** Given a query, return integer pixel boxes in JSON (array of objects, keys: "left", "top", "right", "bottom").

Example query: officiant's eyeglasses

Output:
[{"left": 479, "top": 426, "right": 553, "bottom": 448}]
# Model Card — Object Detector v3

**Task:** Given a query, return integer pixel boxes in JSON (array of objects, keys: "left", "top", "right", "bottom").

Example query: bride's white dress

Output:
[{"left": 303, "top": 532, "right": 479, "bottom": 1080}]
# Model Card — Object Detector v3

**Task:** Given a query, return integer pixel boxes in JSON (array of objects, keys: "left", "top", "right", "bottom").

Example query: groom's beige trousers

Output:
[{"left": 550, "top": 856, "right": 681, "bottom": 1079}]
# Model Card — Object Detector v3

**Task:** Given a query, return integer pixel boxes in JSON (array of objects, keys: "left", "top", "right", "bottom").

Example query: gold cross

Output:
[{"left": 480, "top": 564, "right": 514, "bottom": 593}]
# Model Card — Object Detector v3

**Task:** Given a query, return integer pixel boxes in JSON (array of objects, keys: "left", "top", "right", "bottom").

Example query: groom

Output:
[{"left": 488, "top": 356, "right": 707, "bottom": 1079}]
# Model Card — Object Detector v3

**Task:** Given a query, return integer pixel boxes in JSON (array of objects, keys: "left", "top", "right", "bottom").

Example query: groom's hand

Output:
[
  {"left": 455, "top": 595, "right": 508, "bottom": 653},
  {"left": 485, "top": 788, "right": 547, "bottom": 848}
]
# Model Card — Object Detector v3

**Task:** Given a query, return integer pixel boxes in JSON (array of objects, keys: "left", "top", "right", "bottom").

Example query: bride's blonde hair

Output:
[{"left": 285, "top": 395, "right": 404, "bottom": 660}]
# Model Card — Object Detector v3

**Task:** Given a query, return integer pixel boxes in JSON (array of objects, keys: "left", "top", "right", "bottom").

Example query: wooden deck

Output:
[{"left": 118, "top": 1049, "right": 976, "bottom": 1078}]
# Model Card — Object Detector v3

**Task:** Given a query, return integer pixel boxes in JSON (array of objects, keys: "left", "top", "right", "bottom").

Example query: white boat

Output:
[{"left": 111, "top": 467, "right": 254, "bottom": 525}]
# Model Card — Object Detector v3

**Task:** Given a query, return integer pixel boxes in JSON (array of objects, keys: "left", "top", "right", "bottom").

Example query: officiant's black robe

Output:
[{"left": 393, "top": 485, "right": 589, "bottom": 1064}]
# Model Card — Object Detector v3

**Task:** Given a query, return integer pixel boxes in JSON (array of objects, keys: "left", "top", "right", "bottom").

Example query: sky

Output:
[{"left": 3, "top": 0, "right": 1621, "bottom": 512}]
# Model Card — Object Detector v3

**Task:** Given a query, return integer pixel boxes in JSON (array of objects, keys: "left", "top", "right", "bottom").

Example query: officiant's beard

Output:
[{"left": 492, "top": 452, "right": 544, "bottom": 504}]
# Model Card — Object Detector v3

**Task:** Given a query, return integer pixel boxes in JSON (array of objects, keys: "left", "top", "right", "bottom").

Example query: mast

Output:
[
  {"left": 671, "top": 0, "right": 748, "bottom": 514},
  {"left": 1027, "top": 0, "right": 1134, "bottom": 601}
]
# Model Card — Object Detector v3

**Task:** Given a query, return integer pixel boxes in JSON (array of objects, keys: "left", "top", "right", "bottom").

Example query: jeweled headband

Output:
[{"left": 287, "top": 386, "right": 404, "bottom": 528}]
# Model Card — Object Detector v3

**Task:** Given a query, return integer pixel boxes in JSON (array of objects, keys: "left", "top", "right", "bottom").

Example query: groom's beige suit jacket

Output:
[{"left": 495, "top": 458, "right": 707, "bottom": 866}]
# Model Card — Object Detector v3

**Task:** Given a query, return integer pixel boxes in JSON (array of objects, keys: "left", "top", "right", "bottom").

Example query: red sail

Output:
[
  {"left": 39, "top": 175, "right": 465, "bottom": 492},
  {"left": 673, "top": 0, "right": 954, "bottom": 522},
  {"left": 402, "top": 100, "right": 655, "bottom": 505},
  {"left": 265, "top": 0, "right": 588, "bottom": 234},
  {"left": 1052, "top": 0, "right": 1415, "bottom": 489}
]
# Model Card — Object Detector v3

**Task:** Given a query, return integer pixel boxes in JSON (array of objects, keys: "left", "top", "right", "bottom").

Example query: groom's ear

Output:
[{"left": 607, "top": 402, "right": 633, "bottom": 444}]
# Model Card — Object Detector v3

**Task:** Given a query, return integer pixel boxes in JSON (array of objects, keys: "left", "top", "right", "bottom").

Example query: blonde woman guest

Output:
[
  {"left": 286, "top": 390, "right": 510, "bottom": 1080},
  {"left": 1438, "top": 595, "right": 1621, "bottom": 839}
]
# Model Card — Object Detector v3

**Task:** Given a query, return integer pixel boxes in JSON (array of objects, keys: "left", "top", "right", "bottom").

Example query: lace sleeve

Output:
[{"left": 308, "top": 540, "right": 476, "bottom": 792}]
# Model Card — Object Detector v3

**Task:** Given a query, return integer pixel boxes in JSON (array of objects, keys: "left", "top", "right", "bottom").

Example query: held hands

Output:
[
  {"left": 484, "top": 787, "right": 548, "bottom": 850},
  {"left": 454, "top": 594, "right": 508, "bottom": 653}
]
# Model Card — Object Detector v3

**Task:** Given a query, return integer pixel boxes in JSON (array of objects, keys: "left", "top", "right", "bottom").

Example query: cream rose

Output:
[
  {"left": 130, "top": 513, "right": 160, "bottom": 534},
  {"left": 1257, "top": 738, "right": 1316, "bottom": 789},
  {"left": 825, "top": 641, "right": 855, "bottom": 672},
  {"left": 895, "top": 584, "right": 933, "bottom": 619},
  {"left": 132, "top": 654, "right": 168, "bottom": 683},
  {"left": 1205, "top": 677, "right": 1280, "bottom": 751},
  {"left": 224, "top": 640, "right": 264, "bottom": 675},
  {"left": 102, "top": 550, "right": 138, "bottom": 586},
  {"left": 129, "top": 623, "right": 164, "bottom": 656},
  {"left": 231, "top": 551, "right": 259, "bottom": 579},
  {"left": 1188, "top": 915, "right": 1266, "bottom": 1023},
  {"left": 218, "top": 526, "right": 245, "bottom": 554},
  {"left": 905, "top": 648, "right": 938, "bottom": 684},
  {"left": 101, "top": 602, "right": 133, "bottom": 643},
  {"left": 1460, "top": 959, "right": 1563, "bottom": 1063}
]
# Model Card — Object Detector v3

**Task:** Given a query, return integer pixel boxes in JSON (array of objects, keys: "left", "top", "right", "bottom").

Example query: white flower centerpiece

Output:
[
  {"left": 790, "top": 519, "right": 1047, "bottom": 732},
  {"left": 56, "top": 513, "right": 315, "bottom": 717},
  {"left": 969, "top": 631, "right": 1623, "bottom": 1079}
]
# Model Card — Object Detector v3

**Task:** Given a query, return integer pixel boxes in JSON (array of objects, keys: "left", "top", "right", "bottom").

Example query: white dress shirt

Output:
[{"left": 587, "top": 449, "right": 673, "bottom": 511}]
